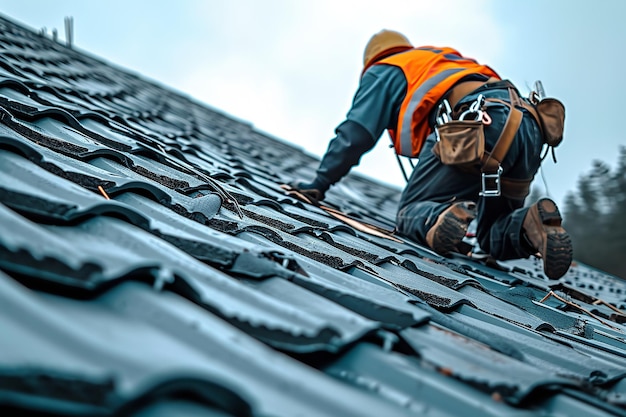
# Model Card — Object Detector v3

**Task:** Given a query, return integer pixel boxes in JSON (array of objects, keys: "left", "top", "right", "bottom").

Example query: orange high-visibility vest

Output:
[{"left": 376, "top": 47, "right": 500, "bottom": 157}]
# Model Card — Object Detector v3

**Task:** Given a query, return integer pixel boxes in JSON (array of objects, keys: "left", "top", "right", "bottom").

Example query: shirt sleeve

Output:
[
  {"left": 314, "top": 65, "right": 407, "bottom": 191},
  {"left": 346, "top": 65, "right": 407, "bottom": 138}
]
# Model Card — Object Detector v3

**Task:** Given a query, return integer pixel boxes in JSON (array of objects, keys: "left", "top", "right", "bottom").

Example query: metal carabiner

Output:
[
  {"left": 459, "top": 94, "right": 485, "bottom": 121},
  {"left": 435, "top": 99, "right": 452, "bottom": 126},
  {"left": 459, "top": 108, "right": 483, "bottom": 121},
  {"left": 474, "top": 94, "right": 486, "bottom": 109}
]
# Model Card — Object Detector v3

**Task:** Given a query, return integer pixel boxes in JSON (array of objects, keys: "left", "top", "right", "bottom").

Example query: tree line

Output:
[{"left": 560, "top": 146, "right": 626, "bottom": 279}]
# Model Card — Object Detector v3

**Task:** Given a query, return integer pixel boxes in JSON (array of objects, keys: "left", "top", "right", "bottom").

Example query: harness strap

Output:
[
  {"left": 448, "top": 78, "right": 543, "bottom": 134},
  {"left": 479, "top": 87, "right": 535, "bottom": 199},
  {"left": 394, "top": 150, "right": 411, "bottom": 182},
  {"left": 520, "top": 101, "right": 542, "bottom": 132},
  {"left": 446, "top": 77, "right": 501, "bottom": 110},
  {"left": 481, "top": 88, "right": 524, "bottom": 174},
  {"left": 500, "top": 177, "right": 533, "bottom": 200}
]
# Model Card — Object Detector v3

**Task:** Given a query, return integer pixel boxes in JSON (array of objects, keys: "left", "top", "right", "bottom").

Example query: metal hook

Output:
[
  {"left": 436, "top": 99, "right": 452, "bottom": 126},
  {"left": 459, "top": 94, "right": 486, "bottom": 121}
]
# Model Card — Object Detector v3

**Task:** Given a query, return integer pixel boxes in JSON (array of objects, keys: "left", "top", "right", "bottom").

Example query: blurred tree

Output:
[{"left": 563, "top": 146, "right": 626, "bottom": 279}]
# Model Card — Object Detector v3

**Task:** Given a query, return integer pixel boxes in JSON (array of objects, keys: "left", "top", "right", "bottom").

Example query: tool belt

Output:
[{"left": 432, "top": 78, "right": 565, "bottom": 199}]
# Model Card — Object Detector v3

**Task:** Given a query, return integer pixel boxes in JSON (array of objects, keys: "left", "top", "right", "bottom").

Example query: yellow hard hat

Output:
[{"left": 363, "top": 30, "right": 412, "bottom": 70}]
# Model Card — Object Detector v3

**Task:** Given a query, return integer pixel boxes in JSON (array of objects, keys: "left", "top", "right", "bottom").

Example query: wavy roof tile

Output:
[{"left": 1, "top": 14, "right": 625, "bottom": 417}]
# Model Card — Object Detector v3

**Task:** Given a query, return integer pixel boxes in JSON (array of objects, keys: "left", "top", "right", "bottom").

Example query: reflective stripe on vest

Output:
[
  {"left": 398, "top": 67, "right": 464, "bottom": 156},
  {"left": 376, "top": 48, "right": 500, "bottom": 157}
]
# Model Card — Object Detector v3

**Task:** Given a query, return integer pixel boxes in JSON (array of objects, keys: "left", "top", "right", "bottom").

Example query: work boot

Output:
[
  {"left": 426, "top": 201, "right": 477, "bottom": 256},
  {"left": 523, "top": 198, "right": 573, "bottom": 279}
]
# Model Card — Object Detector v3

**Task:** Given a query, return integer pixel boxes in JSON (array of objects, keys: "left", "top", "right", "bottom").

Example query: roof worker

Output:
[{"left": 289, "top": 30, "right": 573, "bottom": 279}]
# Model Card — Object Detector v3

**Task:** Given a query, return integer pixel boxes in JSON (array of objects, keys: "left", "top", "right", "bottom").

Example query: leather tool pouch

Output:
[
  {"left": 535, "top": 98, "right": 565, "bottom": 147},
  {"left": 432, "top": 120, "right": 485, "bottom": 167}
]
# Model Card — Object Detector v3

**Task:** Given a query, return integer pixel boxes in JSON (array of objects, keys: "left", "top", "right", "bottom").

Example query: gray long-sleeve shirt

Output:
[{"left": 314, "top": 64, "right": 407, "bottom": 191}]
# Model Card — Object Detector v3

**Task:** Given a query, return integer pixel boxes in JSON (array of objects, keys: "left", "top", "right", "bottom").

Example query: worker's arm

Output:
[{"left": 293, "top": 65, "right": 407, "bottom": 199}]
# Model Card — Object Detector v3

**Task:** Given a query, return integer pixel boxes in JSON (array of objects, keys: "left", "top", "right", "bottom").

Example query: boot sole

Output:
[
  {"left": 536, "top": 199, "right": 573, "bottom": 279},
  {"left": 427, "top": 204, "right": 476, "bottom": 255}
]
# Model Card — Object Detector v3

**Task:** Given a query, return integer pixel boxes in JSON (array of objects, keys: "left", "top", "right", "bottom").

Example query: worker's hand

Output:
[{"left": 282, "top": 180, "right": 326, "bottom": 206}]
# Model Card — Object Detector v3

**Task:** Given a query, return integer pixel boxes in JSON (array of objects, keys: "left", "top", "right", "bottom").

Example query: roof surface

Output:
[{"left": 0, "top": 14, "right": 625, "bottom": 417}]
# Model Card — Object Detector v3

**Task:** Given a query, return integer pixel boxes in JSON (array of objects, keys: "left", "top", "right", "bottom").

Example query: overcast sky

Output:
[{"left": 1, "top": 1, "right": 624, "bottom": 209}]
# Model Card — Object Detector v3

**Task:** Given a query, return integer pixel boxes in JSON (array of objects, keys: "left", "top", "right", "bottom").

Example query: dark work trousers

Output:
[{"left": 395, "top": 86, "right": 545, "bottom": 260}]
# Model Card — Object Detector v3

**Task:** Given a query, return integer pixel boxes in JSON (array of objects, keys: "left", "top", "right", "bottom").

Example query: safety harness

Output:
[{"left": 396, "top": 79, "right": 565, "bottom": 200}]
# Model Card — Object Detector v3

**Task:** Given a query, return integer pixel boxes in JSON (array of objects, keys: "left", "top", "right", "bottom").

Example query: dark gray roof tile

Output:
[
  {"left": 1, "top": 14, "right": 625, "bottom": 416},
  {"left": 374, "top": 262, "right": 472, "bottom": 310},
  {"left": 0, "top": 150, "right": 148, "bottom": 226},
  {"left": 0, "top": 271, "right": 417, "bottom": 417},
  {"left": 448, "top": 311, "right": 626, "bottom": 392},
  {"left": 323, "top": 342, "right": 620, "bottom": 417},
  {"left": 401, "top": 324, "right": 576, "bottom": 404},
  {"left": 456, "top": 285, "right": 553, "bottom": 330},
  {"left": 237, "top": 229, "right": 431, "bottom": 327}
]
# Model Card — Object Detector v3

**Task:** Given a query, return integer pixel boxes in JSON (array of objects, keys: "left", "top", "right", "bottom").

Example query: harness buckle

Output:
[{"left": 480, "top": 165, "right": 503, "bottom": 197}]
